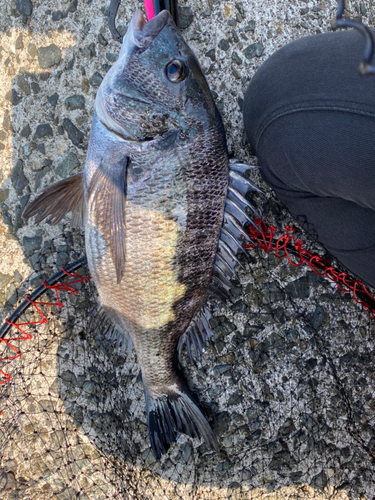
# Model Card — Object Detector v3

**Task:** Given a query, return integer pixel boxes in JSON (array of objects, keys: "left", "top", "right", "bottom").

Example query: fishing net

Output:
[
  {"left": 1, "top": 187, "right": 375, "bottom": 499},
  {"left": 1, "top": 0, "right": 375, "bottom": 498}
]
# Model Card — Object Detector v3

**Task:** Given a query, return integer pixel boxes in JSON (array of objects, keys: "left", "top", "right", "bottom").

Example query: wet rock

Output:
[
  {"left": 62, "top": 118, "right": 84, "bottom": 147},
  {"left": 52, "top": 10, "right": 63, "bottom": 21},
  {"left": 37, "top": 44, "right": 62, "bottom": 69},
  {"left": 64, "top": 95, "right": 85, "bottom": 110},
  {"left": 23, "top": 235, "right": 42, "bottom": 257},
  {"left": 34, "top": 123, "right": 53, "bottom": 139},
  {"left": 218, "top": 39, "right": 230, "bottom": 51},
  {"left": 56, "top": 152, "right": 80, "bottom": 177},
  {"left": 178, "top": 6, "right": 194, "bottom": 29},
  {"left": 243, "top": 42, "right": 264, "bottom": 59},
  {"left": 89, "top": 72, "right": 103, "bottom": 87},
  {"left": 15, "top": 0, "right": 33, "bottom": 17},
  {"left": 11, "top": 159, "right": 28, "bottom": 195},
  {"left": 48, "top": 92, "right": 59, "bottom": 107},
  {"left": 0, "top": 273, "right": 12, "bottom": 289}
]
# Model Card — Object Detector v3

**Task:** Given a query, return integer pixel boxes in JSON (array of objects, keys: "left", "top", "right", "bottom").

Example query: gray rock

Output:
[
  {"left": 27, "top": 43, "right": 36, "bottom": 58},
  {"left": 52, "top": 10, "right": 63, "bottom": 21},
  {"left": 231, "top": 51, "right": 242, "bottom": 65},
  {"left": 83, "top": 380, "right": 101, "bottom": 395},
  {"left": 56, "top": 252, "right": 69, "bottom": 267},
  {"left": 2, "top": 110, "right": 12, "bottom": 132},
  {"left": 243, "top": 42, "right": 264, "bottom": 59},
  {"left": 218, "top": 39, "right": 230, "bottom": 51},
  {"left": 15, "top": 0, "right": 32, "bottom": 16},
  {"left": 310, "top": 305, "right": 325, "bottom": 330},
  {"left": 15, "top": 34, "right": 24, "bottom": 50},
  {"left": 205, "top": 49, "right": 216, "bottom": 61},
  {"left": 213, "top": 364, "right": 232, "bottom": 377},
  {"left": 48, "top": 92, "right": 59, "bottom": 107},
  {"left": 22, "top": 235, "right": 42, "bottom": 257},
  {"left": 89, "top": 72, "right": 103, "bottom": 87},
  {"left": 34, "top": 123, "right": 53, "bottom": 139},
  {"left": 11, "top": 159, "right": 28, "bottom": 195},
  {"left": 31, "top": 82, "right": 40, "bottom": 94},
  {"left": 178, "top": 442, "right": 193, "bottom": 463},
  {"left": 202, "top": 8, "right": 211, "bottom": 17},
  {"left": 5, "top": 89, "right": 21, "bottom": 106},
  {"left": 244, "top": 20, "right": 256, "bottom": 31},
  {"left": 98, "top": 33, "right": 108, "bottom": 46},
  {"left": 105, "top": 52, "right": 118, "bottom": 63},
  {"left": 178, "top": 6, "right": 194, "bottom": 29},
  {"left": 64, "top": 95, "right": 85, "bottom": 110},
  {"left": 17, "top": 74, "right": 31, "bottom": 95},
  {"left": 0, "top": 273, "right": 12, "bottom": 289},
  {"left": 311, "top": 470, "right": 328, "bottom": 489},
  {"left": 66, "top": 0, "right": 77, "bottom": 13},
  {"left": 56, "top": 152, "right": 80, "bottom": 177},
  {"left": 62, "top": 118, "right": 84, "bottom": 147},
  {"left": 37, "top": 44, "right": 62, "bottom": 69},
  {"left": 285, "top": 276, "right": 310, "bottom": 299}
]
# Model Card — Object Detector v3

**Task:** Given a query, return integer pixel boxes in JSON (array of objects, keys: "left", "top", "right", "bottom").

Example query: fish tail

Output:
[{"left": 144, "top": 383, "right": 219, "bottom": 460}]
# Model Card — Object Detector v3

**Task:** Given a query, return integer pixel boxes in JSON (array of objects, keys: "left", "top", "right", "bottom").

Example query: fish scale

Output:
[{"left": 23, "top": 9, "right": 260, "bottom": 459}]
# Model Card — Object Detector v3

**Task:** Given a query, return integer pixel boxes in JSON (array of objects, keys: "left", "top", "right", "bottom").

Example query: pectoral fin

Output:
[
  {"left": 88, "top": 158, "right": 129, "bottom": 284},
  {"left": 23, "top": 173, "right": 85, "bottom": 227}
]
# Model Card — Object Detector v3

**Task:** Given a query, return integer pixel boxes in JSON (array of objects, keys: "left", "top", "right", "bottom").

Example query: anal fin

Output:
[{"left": 178, "top": 306, "right": 214, "bottom": 363}]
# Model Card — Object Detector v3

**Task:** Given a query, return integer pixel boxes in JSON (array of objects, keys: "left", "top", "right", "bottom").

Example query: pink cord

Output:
[{"left": 144, "top": 0, "right": 155, "bottom": 20}]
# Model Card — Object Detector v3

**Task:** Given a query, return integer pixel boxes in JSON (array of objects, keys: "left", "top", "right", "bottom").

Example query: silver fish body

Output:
[{"left": 23, "top": 9, "right": 259, "bottom": 458}]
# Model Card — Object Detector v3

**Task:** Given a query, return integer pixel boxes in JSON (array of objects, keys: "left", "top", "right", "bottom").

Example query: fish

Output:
[{"left": 23, "top": 9, "right": 260, "bottom": 459}]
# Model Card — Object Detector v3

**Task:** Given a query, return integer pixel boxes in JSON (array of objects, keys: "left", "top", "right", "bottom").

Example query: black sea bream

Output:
[{"left": 24, "top": 9, "right": 259, "bottom": 458}]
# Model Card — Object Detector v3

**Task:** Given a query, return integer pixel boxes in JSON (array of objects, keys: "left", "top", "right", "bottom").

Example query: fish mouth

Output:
[{"left": 128, "top": 9, "right": 173, "bottom": 50}]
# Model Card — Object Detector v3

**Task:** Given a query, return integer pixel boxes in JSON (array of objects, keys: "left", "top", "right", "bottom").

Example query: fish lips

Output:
[{"left": 124, "top": 9, "right": 174, "bottom": 52}]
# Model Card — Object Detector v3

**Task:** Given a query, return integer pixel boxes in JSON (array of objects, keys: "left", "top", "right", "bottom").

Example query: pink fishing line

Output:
[{"left": 144, "top": 0, "right": 155, "bottom": 20}]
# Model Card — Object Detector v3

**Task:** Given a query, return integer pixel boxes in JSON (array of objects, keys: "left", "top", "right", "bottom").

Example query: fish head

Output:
[{"left": 95, "top": 9, "right": 220, "bottom": 145}]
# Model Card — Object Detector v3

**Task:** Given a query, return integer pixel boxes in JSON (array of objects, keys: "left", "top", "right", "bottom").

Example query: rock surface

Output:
[{"left": 0, "top": 1, "right": 375, "bottom": 499}]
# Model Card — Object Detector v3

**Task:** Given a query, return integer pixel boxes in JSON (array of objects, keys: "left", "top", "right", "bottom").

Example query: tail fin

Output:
[{"left": 144, "top": 385, "right": 219, "bottom": 459}]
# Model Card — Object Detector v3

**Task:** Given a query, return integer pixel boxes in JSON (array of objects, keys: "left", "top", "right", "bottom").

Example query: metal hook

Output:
[
  {"left": 107, "top": 0, "right": 124, "bottom": 43},
  {"left": 332, "top": 0, "right": 375, "bottom": 75}
]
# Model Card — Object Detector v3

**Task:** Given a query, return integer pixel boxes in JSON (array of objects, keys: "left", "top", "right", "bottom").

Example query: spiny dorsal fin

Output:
[{"left": 23, "top": 173, "right": 85, "bottom": 227}]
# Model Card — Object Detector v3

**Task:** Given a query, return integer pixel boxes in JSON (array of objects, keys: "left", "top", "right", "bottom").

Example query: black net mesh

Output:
[{"left": 1, "top": 188, "right": 375, "bottom": 499}]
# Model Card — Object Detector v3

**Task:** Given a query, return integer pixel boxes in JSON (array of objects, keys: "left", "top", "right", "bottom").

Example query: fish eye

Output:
[{"left": 165, "top": 60, "right": 188, "bottom": 83}]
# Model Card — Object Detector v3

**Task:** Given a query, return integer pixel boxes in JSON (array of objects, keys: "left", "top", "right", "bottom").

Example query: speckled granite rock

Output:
[{"left": 0, "top": 0, "right": 375, "bottom": 499}]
